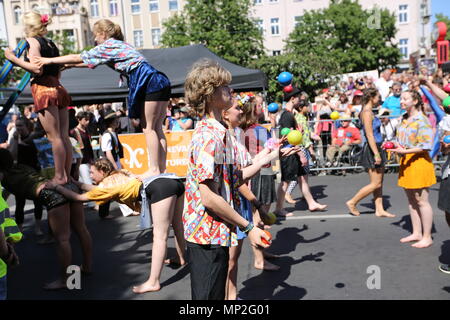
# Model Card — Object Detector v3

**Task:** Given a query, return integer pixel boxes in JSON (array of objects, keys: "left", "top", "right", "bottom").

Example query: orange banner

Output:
[
  {"left": 118, "top": 131, "right": 193, "bottom": 177},
  {"left": 118, "top": 124, "right": 275, "bottom": 177}
]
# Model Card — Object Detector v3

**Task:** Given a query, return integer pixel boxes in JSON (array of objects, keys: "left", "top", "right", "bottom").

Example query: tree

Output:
[
  {"left": 435, "top": 14, "right": 450, "bottom": 41},
  {"left": 249, "top": 53, "right": 341, "bottom": 103},
  {"left": 47, "top": 30, "right": 77, "bottom": 55},
  {"left": 0, "top": 40, "right": 26, "bottom": 87},
  {"left": 286, "top": 0, "right": 400, "bottom": 73},
  {"left": 161, "top": 0, "right": 265, "bottom": 67}
]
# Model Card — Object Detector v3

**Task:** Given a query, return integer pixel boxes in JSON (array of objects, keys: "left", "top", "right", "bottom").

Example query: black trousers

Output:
[
  {"left": 14, "top": 195, "right": 43, "bottom": 225},
  {"left": 187, "top": 242, "right": 229, "bottom": 300},
  {"left": 98, "top": 202, "right": 110, "bottom": 219}
]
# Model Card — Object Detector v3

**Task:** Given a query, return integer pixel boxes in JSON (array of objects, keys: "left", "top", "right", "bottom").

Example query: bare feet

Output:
[
  {"left": 411, "top": 237, "right": 433, "bottom": 248},
  {"left": 43, "top": 279, "right": 67, "bottom": 290},
  {"left": 375, "top": 211, "right": 396, "bottom": 218},
  {"left": 254, "top": 259, "right": 280, "bottom": 271},
  {"left": 274, "top": 209, "right": 294, "bottom": 217},
  {"left": 130, "top": 212, "right": 140, "bottom": 216},
  {"left": 133, "top": 281, "right": 161, "bottom": 294},
  {"left": 400, "top": 234, "right": 422, "bottom": 243},
  {"left": 285, "top": 193, "right": 297, "bottom": 204},
  {"left": 346, "top": 200, "right": 360, "bottom": 216},
  {"left": 309, "top": 204, "right": 328, "bottom": 212}
]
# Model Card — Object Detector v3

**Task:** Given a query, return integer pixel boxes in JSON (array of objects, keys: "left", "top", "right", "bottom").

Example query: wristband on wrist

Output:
[{"left": 239, "top": 222, "right": 254, "bottom": 235}]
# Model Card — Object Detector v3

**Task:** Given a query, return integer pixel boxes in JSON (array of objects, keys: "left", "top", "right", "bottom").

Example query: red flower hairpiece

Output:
[{"left": 41, "top": 14, "right": 49, "bottom": 24}]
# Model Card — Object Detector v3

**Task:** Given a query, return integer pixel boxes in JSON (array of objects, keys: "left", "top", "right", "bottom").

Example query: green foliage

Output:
[
  {"left": 249, "top": 53, "right": 341, "bottom": 102},
  {"left": 161, "top": 0, "right": 265, "bottom": 67},
  {"left": 435, "top": 13, "right": 450, "bottom": 41},
  {"left": 286, "top": 0, "right": 400, "bottom": 73},
  {"left": 0, "top": 40, "right": 26, "bottom": 87},
  {"left": 47, "top": 30, "right": 78, "bottom": 55}
]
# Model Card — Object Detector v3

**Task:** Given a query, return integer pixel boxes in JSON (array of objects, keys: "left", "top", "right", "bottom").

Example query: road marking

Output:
[{"left": 281, "top": 214, "right": 357, "bottom": 220}]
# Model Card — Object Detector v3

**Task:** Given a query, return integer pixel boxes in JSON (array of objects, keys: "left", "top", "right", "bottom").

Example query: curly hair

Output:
[
  {"left": 23, "top": 11, "right": 52, "bottom": 38},
  {"left": 184, "top": 59, "right": 232, "bottom": 118},
  {"left": 93, "top": 158, "right": 116, "bottom": 177}
]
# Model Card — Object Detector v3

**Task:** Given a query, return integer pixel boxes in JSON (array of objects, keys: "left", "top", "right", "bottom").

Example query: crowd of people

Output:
[{"left": 1, "top": 10, "right": 450, "bottom": 301}]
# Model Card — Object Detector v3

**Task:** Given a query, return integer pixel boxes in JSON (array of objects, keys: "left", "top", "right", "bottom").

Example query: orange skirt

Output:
[
  {"left": 398, "top": 152, "right": 436, "bottom": 189},
  {"left": 31, "top": 76, "right": 71, "bottom": 112}
]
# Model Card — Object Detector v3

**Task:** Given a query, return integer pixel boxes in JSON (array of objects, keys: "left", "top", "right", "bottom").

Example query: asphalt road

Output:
[{"left": 5, "top": 172, "right": 450, "bottom": 300}]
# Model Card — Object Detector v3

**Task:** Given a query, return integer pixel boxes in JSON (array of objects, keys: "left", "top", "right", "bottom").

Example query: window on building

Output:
[
  {"left": 110, "top": 0, "right": 118, "bottom": 16},
  {"left": 271, "top": 18, "right": 280, "bottom": 35},
  {"left": 149, "top": 0, "right": 159, "bottom": 12},
  {"left": 256, "top": 19, "right": 264, "bottom": 34},
  {"left": 399, "top": 38, "right": 409, "bottom": 58},
  {"left": 269, "top": 0, "right": 279, "bottom": 3},
  {"left": 294, "top": 16, "right": 302, "bottom": 28},
  {"left": 169, "top": 0, "right": 178, "bottom": 11},
  {"left": 152, "top": 28, "right": 161, "bottom": 46},
  {"left": 399, "top": 4, "right": 408, "bottom": 24},
  {"left": 134, "top": 30, "right": 144, "bottom": 47},
  {"left": 90, "top": 0, "right": 99, "bottom": 17},
  {"left": 13, "top": 6, "right": 22, "bottom": 24},
  {"left": 273, "top": 50, "right": 281, "bottom": 56},
  {"left": 131, "top": 0, "right": 141, "bottom": 14},
  {"left": 254, "top": 0, "right": 262, "bottom": 4}
]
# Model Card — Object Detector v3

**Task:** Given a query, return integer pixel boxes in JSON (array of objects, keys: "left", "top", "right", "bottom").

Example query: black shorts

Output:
[
  {"left": 144, "top": 178, "right": 184, "bottom": 205},
  {"left": 145, "top": 85, "right": 171, "bottom": 102},
  {"left": 280, "top": 154, "right": 307, "bottom": 182},
  {"left": 38, "top": 182, "right": 81, "bottom": 211}
]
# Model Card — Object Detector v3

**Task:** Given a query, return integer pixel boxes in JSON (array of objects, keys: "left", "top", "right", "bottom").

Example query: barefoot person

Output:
[
  {"left": 223, "top": 97, "right": 281, "bottom": 300},
  {"left": 0, "top": 149, "right": 92, "bottom": 290},
  {"left": 275, "top": 87, "right": 327, "bottom": 217},
  {"left": 45, "top": 158, "right": 186, "bottom": 292},
  {"left": 34, "top": 19, "right": 171, "bottom": 179},
  {"left": 5, "top": 11, "right": 72, "bottom": 185},
  {"left": 346, "top": 88, "right": 395, "bottom": 218},
  {"left": 390, "top": 90, "right": 436, "bottom": 248}
]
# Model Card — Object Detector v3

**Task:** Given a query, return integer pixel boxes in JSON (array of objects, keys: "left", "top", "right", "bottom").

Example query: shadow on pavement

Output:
[
  {"left": 238, "top": 225, "right": 329, "bottom": 300},
  {"left": 8, "top": 209, "right": 165, "bottom": 300},
  {"left": 391, "top": 214, "right": 437, "bottom": 234}
]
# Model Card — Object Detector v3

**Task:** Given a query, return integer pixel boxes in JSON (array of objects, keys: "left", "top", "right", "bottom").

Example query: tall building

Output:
[
  {"left": 250, "top": 0, "right": 432, "bottom": 68},
  {"left": 3, "top": 0, "right": 185, "bottom": 50}
]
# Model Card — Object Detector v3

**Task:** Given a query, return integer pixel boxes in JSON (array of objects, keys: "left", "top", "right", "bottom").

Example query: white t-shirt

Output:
[
  {"left": 438, "top": 115, "right": 450, "bottom": 137},
  {"left": 375, "top": 78, "right": 390, "bottom": 101},
  {"left": 101, "top": 131, "right": 122, "bottom": 169}
]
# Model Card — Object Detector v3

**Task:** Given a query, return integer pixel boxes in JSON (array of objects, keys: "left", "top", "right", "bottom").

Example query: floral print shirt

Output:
[
  {"left": 396, "top": 112, "right": 433, "bottom": 150},
  {"left": 80, "top": 38, "right": 146, "bottom": 74},
  {"left": 295, "top": 113, "right": 312, "bottom": 148},
  {"left": 183, "top": 118, "right": 240, "bottom": 247}
]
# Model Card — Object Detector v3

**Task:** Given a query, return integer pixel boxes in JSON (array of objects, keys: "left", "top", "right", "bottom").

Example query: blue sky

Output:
[{"left": 432, "top": 0, "right": 450, "bottom": 23}]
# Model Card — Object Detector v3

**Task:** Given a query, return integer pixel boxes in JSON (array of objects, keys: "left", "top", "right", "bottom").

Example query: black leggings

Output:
[{"left": 14, "top": 195, "right": 43, "bottom": 225}]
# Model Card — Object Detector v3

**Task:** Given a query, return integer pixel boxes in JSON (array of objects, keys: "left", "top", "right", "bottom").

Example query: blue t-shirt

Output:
[
  {"left": 171, "top": 118, "right": 192, "bottom": 131},
  {"left": 382, "top": 95, "right": 402, "bottom": 117}
]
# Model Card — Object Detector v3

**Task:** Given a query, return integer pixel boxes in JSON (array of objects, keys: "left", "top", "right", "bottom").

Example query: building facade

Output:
[
  {"left": 250, "top": 0, "right": 432, "bottom": 67},
  {"left": 3, "top": 0, "right": 185, "bottom": 50}
]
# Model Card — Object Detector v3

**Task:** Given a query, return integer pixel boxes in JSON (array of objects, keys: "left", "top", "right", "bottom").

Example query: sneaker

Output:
[{"left": 439, "top": 264, "right": 450, "bottom": 274}]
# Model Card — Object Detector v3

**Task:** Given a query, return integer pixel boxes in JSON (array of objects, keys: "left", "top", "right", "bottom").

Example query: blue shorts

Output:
[
  {"left": 128, "top": 62, "right": 171, "bottom": 119},
  {"left": 236, "top": 196, "right": 253, "bottom": 240}
]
